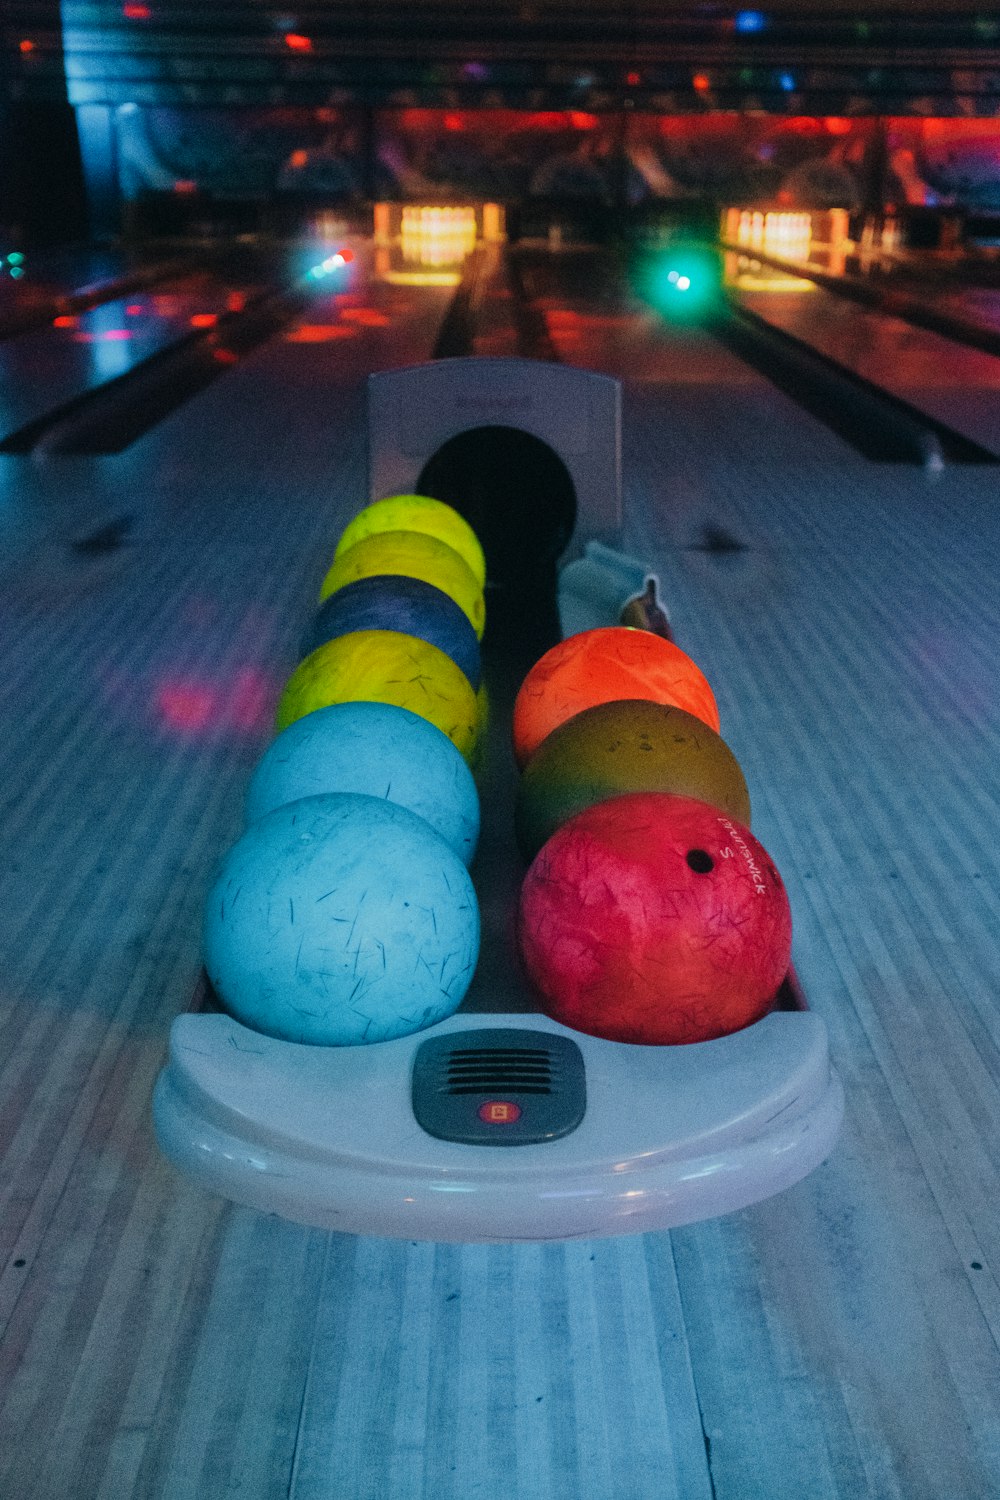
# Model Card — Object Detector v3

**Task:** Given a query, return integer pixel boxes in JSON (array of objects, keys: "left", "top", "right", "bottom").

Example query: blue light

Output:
[
  {"left": 779, "top": 71, "right": 796, "bottom": 92},
  {"left": 735, "top": 10, "right": 767, "bottom": 33}
]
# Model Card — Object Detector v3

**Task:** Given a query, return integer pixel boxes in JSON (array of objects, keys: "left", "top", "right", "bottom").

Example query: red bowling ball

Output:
[{"left": 518, "top": 792, "right": 791, "bottom": 1046}]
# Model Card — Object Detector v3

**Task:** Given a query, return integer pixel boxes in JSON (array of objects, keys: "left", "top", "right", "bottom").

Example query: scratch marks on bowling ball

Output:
[{"left": 70, "top": 514, "right": 134, "bottom": 555}]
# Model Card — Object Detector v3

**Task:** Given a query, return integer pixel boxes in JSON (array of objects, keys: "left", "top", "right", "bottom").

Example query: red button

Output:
[{"left": 478, "top": 1100, "right": 522, "bottom": 1125}]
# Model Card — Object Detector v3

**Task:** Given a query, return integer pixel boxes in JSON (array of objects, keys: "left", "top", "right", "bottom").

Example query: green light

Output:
[
  {"left": 7, "top": 252, "right": 25, "bottom": 265},
  {"left": 9, "top": 266, "right": 25, "bottom": 279},
  {"left": 641, "top": 248, "right": 720, "bottom": 318}
]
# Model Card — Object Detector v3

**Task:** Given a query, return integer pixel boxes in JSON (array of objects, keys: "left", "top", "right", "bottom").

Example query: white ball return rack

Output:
[{"left": 153, "top": 358, "right": 843, "bottom": 1242}]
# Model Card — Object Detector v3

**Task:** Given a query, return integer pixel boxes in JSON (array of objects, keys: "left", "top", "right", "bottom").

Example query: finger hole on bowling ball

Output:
[{"left": 686, "top": 849, "right": 714, "bottom": 874}]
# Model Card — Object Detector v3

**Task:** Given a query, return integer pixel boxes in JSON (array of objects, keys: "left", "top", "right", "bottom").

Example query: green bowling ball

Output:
[{"left": 514, "top": 698, "right": 751, "bottom": 863}]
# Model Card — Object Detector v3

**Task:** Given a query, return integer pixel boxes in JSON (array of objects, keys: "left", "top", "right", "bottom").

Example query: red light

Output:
[
  {"left": 289, "top": 149, "right": 308, "bottom": 169},
  {"left": 157, "top": 681, "right": 216, "bottom": 733},
  {"left": 443, "top": 113, "right": 464, "bottom": 132},
  {"left": 125, "top": 303, "right": 142, "bottom": 315},
  {"left": 284, "top": 32, "right": 313, "bottom": 51},
  {"left": 338, "top": 247, "right": 354, "bottom": 263},
  {"left": 19, "top": 38, "right": 35, "bottom": 53},
  {"left": 477, "top": 1101, "right": 522, "bottom": 1124},
  {"left": 122, "top": 3, "right": 151, "bottom": 17},
  {"left": 189, "top": 313, "right": 217, "bottom": 328},
  {"left": 53, "top": 315, "right": 77, "bottom": 328},
  {"left": 626, "top": 71, "right": 641, "bottom": 87},
  {"left": 693, "top": 73, "right": 711, "bottom": 92},
  {"left": 340, "top": 307, "right": 391, "bottom": 328},
  {"left": 285, "top": 324, "right": 354, "bottom": 343},
  {"left": 569, "top": 112, "right": 598, "bottom": 130}
]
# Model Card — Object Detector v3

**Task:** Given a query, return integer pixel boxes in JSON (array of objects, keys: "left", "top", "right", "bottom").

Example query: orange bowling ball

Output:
[{"left": 512, "top": 627, "right": 720, "bottom": 770}]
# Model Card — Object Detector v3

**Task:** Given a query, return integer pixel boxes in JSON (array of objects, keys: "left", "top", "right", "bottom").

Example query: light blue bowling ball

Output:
[
  {"left": 204, "top": 793, "right": 480, "bottom": 1047},
  {"left": 244, "top": 701, "right": 479, "bottom": 865}
]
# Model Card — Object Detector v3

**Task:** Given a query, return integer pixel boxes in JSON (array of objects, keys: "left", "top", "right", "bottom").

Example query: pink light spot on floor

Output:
[
  {"left": 156, "top": 680, "right": 217, "bottom": 733},
  {"left": 226, "top": 669, "right": 276, "bottom": 734}
]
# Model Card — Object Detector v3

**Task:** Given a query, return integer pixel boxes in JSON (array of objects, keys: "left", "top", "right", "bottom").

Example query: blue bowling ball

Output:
[
  {"left": 244, "top": 701, "right": 479, "bottom": 864},
  {"left": 301, "top": 574, "right": 481, "bottom": 690},
  {"left": 204, "top": 793, "right": 480, "bottom": 1047}
]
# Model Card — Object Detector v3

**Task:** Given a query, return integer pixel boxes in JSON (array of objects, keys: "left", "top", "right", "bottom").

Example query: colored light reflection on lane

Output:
[
  {"left": 379, "top": 270, "right": 462, "bottom": 287},
  {"left": 284, "top": 324, "right": 355, "bottom": 343},
  {"left": 339, "top": 307, "right": 391, "bottom": 328},
  {"left": 155, "top": 668, "right": 274, "bottom": 737}
]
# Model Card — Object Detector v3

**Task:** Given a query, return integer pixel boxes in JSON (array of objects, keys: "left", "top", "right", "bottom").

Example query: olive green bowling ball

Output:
[{"left": 515, "top": 698, "right": 751, "bottom": 863}]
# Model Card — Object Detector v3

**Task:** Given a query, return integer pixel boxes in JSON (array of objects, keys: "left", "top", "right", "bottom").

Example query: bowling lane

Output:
[
  {"left": 513, "top": 244, "right": 880, "bottom": 471},
  {"left": 733, "top": 275, "right": 1000, "bottom": 454},
  {"left": 0, "top": 241, "right": 195, "bottom": 336},
  {"left": 843, "top": 246, "right": 1000, "bottom": 340},
  {"left": 0, "top": 244, "right": 294, "bottom": 443}
]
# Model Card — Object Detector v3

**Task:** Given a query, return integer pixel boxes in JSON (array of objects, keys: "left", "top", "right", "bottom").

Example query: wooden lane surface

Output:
[{"left": 1, "top": 249, "right": 999, "bottom": 1497}]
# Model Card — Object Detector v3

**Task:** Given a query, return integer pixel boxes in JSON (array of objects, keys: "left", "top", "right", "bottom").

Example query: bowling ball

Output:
[
  {"left": 245, "top": 701, "right": 480, "bottom": 865},
  {"left": 320, "top": 530, "right": 485, "bottom": 640},
  {"left": 515, "top": 699, "right": 750, "bottom": 863},
  {"left": 512, "top": 627, "right": 719, "bottom": 769},
  {"left": 275, "top": 629, "right": 479, "bottom": 762},
  {"left": 518, "top": 792, "right": 791, "bottom": 1046},
  {"left": 337, "top": 494, "right": 487, "bottom": 589},
  {"left": 302, "top": 574, "right": 481, "bottom": 689},
  {"left": 204, "top": 793, "right": 480, "bottom": 1046}
]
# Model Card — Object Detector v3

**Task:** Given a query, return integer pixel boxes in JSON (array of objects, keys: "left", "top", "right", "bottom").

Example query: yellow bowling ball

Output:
[
  {"left": 337, "top": 495, "right": 486, "bottom": 589},
  {"left": 275, "top": 630, "right": 479, "bottom": 762},
  {"left": 320, "top": 530, "right": 485, "bottom": 640}
]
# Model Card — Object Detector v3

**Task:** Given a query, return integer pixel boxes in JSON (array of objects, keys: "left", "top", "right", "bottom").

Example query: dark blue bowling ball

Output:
[{"left": 301, "top": 574, "right": 482, "bottom": 689}]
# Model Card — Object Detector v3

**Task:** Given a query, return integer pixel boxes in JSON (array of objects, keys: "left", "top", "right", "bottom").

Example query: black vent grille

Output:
[
  {"left": 445, "top": 1047, "right": 553, "bottom": 1095},
  {"left": 412, "top": 1028, "right": 586, "bottom": 1146}
]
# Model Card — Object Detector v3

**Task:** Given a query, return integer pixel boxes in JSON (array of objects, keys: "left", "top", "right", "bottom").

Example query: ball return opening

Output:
[{"left": 153, "top": 358, "right": 843, "bottom": 1242}]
